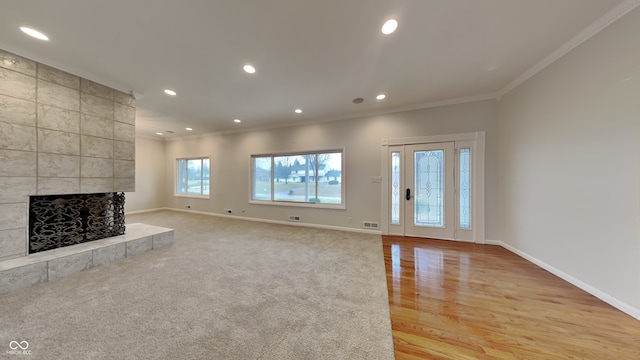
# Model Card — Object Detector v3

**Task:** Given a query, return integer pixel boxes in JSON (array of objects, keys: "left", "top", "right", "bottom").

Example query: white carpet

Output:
[{"left": 0, "top": 210, "right": 395, "bottom": 359}]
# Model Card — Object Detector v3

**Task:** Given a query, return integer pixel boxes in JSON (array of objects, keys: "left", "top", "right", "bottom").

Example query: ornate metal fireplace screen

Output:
[{"left": 29, "top": 192, "right": 125, "bottom": 254}]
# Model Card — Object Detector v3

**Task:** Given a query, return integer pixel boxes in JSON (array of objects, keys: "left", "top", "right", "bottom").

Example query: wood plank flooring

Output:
[{"left": 382, "top": 236, "right": 640, "bottom": 359}]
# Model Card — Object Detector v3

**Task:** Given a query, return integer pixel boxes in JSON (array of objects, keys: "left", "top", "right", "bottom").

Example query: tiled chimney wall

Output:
[{"left": 0, "top": 49, "right": 135, "bottom": 261}]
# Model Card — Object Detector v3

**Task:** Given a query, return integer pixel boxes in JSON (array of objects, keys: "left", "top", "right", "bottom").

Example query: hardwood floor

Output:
[{"left": 382, "top": 236, "right": 640, "bottom": 359}]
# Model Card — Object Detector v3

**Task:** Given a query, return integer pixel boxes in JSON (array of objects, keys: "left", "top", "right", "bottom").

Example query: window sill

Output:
[
  {"left": 174, "top": 194, "right": 210, "bottom": 199},
  {"left": 249, "top": 200, "right": 345, "bottom": 210}
]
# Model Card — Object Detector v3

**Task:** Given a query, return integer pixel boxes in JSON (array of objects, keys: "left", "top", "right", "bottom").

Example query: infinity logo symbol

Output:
[{"left": 9, "top": 341, "right": 29, "bottom": 350}]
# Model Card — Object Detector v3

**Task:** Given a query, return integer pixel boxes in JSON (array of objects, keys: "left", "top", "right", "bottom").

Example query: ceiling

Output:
[{"left": 0, "top": 0, "right": 633, "bottom": 138}]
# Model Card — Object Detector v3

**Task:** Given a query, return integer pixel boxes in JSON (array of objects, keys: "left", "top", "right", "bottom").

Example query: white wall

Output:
[
  {"left": 499, "top": 7, "right": 640, "bottom": 312},
  {"left": 162, "top": 100, "right": 500, "bottom": 239},
  {"left": 125, "top": 136, "right": 166, "bottom": 212}
]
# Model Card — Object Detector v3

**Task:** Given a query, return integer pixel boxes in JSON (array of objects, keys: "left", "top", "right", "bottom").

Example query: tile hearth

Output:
[{"left": 0, "top": 223, "right": 173, "bottom": 295}]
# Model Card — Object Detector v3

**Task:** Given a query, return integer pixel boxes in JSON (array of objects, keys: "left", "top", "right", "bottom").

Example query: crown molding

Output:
[{"left": 497, "top": 0, "right": 640, "bottom": 99}]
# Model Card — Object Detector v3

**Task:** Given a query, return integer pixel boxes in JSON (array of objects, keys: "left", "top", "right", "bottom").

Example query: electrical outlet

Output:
[
  {"left": 224, "top": 209, "right": 232, "bottom": 214},
  {"left": 185, "top": 205, "right": 191, "bottom": 209},
  {"left": 288, "top": 215, "right": 301, "bottom": 222}
]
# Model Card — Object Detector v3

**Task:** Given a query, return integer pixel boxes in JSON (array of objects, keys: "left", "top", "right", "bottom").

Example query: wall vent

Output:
[
  {"left": 289, "top": 215, "right": 301, "bottom": 222},
  {"left": 363, "top": 221, "right": 379, "bottom": 229}
]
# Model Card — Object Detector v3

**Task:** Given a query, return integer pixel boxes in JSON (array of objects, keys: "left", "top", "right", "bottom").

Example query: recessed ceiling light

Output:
[
  {"left": 20, "top": 27, "right": 49, "bottom": 41},
  {"left": 294, "top": 109, "right": 302, "bottom": 114},
  {"left": 381, "top": 19, "right": 398, "bottom": 35},
  {"left": 156, "top": 132, "right": 163, "bottom": 136},
  {"left": 164, "top": 89, "right": 177, "bottom": 96},
  {"left": 376, "top": 94, "right": 386, "bottom": 100},
  {"left": 185, "top": 127, "right": 193, "bottom": 131},
  {"left": 234, "top": 119, "right": 242, "bottom": 123},
  {"left": 243, "top": 64, "right": 256, "bottom": 74},
  {"left": 352, "top": 98, "right": 364, "bottom": 104}
]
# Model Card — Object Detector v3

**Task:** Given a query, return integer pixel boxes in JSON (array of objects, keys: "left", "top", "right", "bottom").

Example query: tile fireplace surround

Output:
[
  {"left": 0, "top": 222, "right": 174, "bottom": 295},
  {"left": 0, "top": 49, "right": 173, "bottom": 294},
  {"left": 1, "top": 48, "right": 136, "bottom": 262}
]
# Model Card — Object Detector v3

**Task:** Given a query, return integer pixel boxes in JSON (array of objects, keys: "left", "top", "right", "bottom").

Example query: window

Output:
[
  {"left": 176, "top": 157, "right": 210, "bottom": 197},
  {"left": 251, "top": 150, "right": 344, "bottom": 207},
  {"left": 391, "top": 151, "right": 401, "bottom": 225},
  {"left": 459, "top": 148, "right": 471, "bottom": 229}
]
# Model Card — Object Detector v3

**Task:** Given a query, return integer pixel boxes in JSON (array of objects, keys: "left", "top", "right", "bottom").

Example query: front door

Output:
[{"left": 405, "top": 142, "right": 455, "bottom": 239}]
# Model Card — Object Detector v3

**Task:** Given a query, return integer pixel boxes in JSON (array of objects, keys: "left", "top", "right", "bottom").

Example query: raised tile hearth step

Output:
[{"left": 0, "top": 223, "right": 174, "bottom": 295}]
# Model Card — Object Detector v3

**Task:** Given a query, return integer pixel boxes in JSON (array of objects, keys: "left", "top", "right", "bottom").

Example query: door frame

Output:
[{"left": 380, "top": 132, "right": 485, "bottom": 243}]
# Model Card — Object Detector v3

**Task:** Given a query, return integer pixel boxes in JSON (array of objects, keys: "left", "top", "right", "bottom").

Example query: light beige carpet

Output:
[{"left": 0, "top": 210, "right": 395, "bottom": 359}]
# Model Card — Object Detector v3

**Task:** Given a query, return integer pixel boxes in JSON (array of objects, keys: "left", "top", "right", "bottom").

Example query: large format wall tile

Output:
[
  {"left": 0, "top": 177, "right": 36, "bottom": 203},
  {"left": 114, "top": 141, "right": 135, "bottom": 160},
  {"left": 80, "top": 178, "right": 113, "bottom": 193},
  {"left": 81, "top": 93, "right": 113, "bottom": 119},
  {"left": 37, "top": 104, "right": 80, "bottom": 133},
  {"left": 153, "top": 231, "right": 175, "bottom": 249},
  {"left": 114, "top": 122, "right": 135, "bottom": 142},
  {"left": 0, "top": 94, "right": 35, "bottom": 126},
  {"left": 0, "top": 262, "right": 47, "bottom": 294},
  {"left": 37, "top": 64, "right": 79, "bottom": 89},
  {"left": 37, "top": 79, "right": 80, "bottom": 111},
  {"left": 0, "top": 150, "right": 36, "bottom": 177},
  {"left": 114, "top": 178, "right": 135, "bottom": 192},
  {"left": 114, "top": 103, "right": 135, "bottom": 125},
  {"left": 92, "top": 243, "right": 125, "bottom": 267},
  {"left": 114, "top": 91, "right": 135, "bottom": 107},
  {"left": 81, "top": 135, "right": 113, "bottom": 158},
  {"left": 81, "top": 79, "right": 113, "bottom": 101},
  {"left": 0, "top": 228, "right": 26, "bottom": 260},
  {"left": 114, "top": 160, "right": 135, "bottom": 178},
  {"left": 37, "top": 177, "right": 80, "bottom": 195},
  {"left": 0, "top": 67, "right": 36, "bottom": 101},
  {"left": 81, "top": 114, "right": 113, "bottom": 138},
  {"left": 0, "top": 49, "right": 36, "bottom": 76},
  {"left": 0, "top": 203, "right": 27, "bottom": 231},
  {"left": 81, "top": 157, "right": 113, "bottom": 178},
  {"left": 0, "top": 122, "right": 36, "bottom": 151},
  {"left": 125, "top": 236, "right": 152, "bottom": 257},
  {"left": 48, "top": 251, "right": 93, "bottom": 281},
  {"left": 38, "top": 129, "right": 80, "bottom": 155},
  {"left": 38, "top": 153, "right": 80, "bottom": 177}
]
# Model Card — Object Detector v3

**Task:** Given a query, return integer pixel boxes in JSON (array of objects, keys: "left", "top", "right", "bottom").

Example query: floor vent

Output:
[{"left": 363, "top": 221, "right": 379, "bottom": 229}]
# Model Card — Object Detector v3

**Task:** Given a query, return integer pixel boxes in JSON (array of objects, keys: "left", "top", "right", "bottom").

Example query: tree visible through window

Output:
[
  {"left": 176, "top": 157, "right": 210, "bottom": 196},
  {"left": 252, "top": 150, "right": 343, "bottom": 206}
]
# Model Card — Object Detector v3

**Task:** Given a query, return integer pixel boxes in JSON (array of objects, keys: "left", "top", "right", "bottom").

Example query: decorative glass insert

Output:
[
  {"left": 176, "top": 157, "right": 210, "bottom": 196},
  {"left": 391, "top": 152, "right": 401, "bottom": 224},
  {"left": 414, "top": 150, "right": 445, "bottom": 227},
  {"left": 459, "top": 148, "right": 471, "bottom": 229}
]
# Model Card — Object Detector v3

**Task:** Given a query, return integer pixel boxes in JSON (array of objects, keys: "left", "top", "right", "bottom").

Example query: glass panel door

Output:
[{"left": 405, "top": 142, "right": 455, "bottom": 239}]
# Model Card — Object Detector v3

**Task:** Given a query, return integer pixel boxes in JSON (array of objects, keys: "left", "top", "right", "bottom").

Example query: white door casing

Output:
[{"left": 381, "top": 132, "right": 485, "bottom": 243}]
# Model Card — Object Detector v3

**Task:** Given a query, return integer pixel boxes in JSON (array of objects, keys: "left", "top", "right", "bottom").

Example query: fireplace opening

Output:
[{"left": 28, "top": 192, "right": 125, "bottom": 254}]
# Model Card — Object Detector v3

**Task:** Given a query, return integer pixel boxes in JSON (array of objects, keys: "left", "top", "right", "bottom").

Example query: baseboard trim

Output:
[
  {"left": 164, "top": 208, "right": 383, "bottom": 235},
  {"left": 495, "top": 240, "right": 640, "bottom": 320},
  {"left": 125, "top": 208, "right": 166, "bottom": 215}
]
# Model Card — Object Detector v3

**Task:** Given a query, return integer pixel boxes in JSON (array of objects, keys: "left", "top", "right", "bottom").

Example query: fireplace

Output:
[{"left": 28, "top": 193, "right": 126, "bottom": 254}]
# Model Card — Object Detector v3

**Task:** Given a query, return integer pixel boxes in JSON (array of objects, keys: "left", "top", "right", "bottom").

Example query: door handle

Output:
[{"left": 406, "top": 188, "right": 411, "bottom": 201}]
